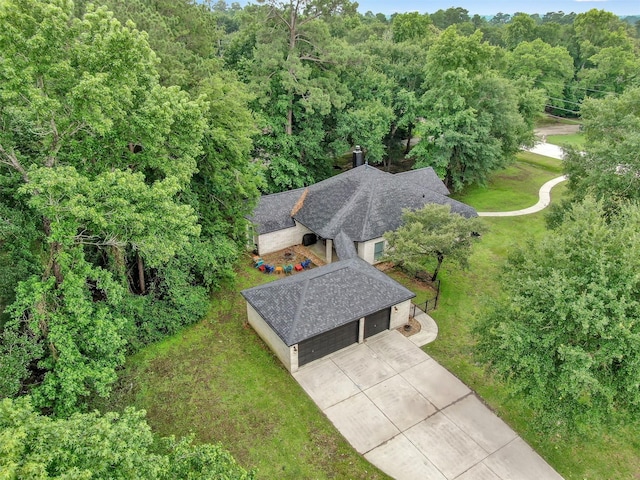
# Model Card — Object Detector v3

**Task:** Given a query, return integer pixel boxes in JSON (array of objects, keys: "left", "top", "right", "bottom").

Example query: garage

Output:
[
  {"left": 241, "top": 258, "right": 415, "bottom": 372},
  {"left": 298, "top": 320, "right": 359, "bottom": 367},
  {"left": 364, "top": 308, "right": 391, "bottom": 339}
]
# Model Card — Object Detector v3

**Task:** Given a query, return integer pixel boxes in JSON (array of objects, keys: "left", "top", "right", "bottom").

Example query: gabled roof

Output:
[
  {"left": 396, "top": 168, "right": 451, "bottom": 196},
  {"left": 249, "top": 165, "right": 477, "bottom": 241},
  {"left": 241, "top": 258, "right": 415, "bottom": 346},
  {"left": 251, "top": 187, "right": 304, "bottom": 235}
]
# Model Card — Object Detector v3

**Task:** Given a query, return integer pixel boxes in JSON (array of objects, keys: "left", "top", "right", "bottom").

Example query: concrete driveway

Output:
[{"left": 293, "top": 331, "right": 563, "bottom": 480}]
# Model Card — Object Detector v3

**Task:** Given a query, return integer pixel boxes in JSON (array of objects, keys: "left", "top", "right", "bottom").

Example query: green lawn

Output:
[
  {"left": 547, "top": 133, "right": 585, "bottom": 149},
  {"left": 427, "top": 157, "right": 640, "bottom": 479},
  {"left": 102, "top": 266, "right": 391, "bottom": 480},
  {"left": 450, "top": 151, "right": 563, "bottom": 211},
  {"left": 102, "top": 152, "right": 640, "bottom": 480}
]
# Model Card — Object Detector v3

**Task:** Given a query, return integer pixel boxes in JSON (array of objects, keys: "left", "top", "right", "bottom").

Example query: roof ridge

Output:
[
  {"left": 323, "top": 177, "right": 367, "bottom": 237},
  {"left": 289, "top": 278, "right": 310, "bottom": 343},
  {"left": 359, "top": 177, "right": 377, "bottom": 240}
]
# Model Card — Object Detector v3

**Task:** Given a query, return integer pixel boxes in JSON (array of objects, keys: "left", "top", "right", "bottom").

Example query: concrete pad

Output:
[
  {"left": 366, "top": 330, "right": 430, "bottom": 372},
  {"left": 405, "top": 413, "right": 487, "bottom": 480},
  {"left": 331, "top": 342, "right": 397, "bottom": 390},
  {"left": 402, "top": 359, "right": 471, "bottom": 409},
  {"left": 410, "top": 312, "right": 439, "bottom": 347},
  {"left": 365, "top": 434, "right": 447, "bottom": 480},
  {"left": 324, "top": 392, "right": 400, "bottom": 454},
  {"left": 292, "top": 358, "right": 360, "bottom": 409},
  {"left": 483, "top": 438, "right": 564, "bottom": 480},
  {"left": 455, "top": 463, "right": 502, "bottom": 480},
  {"left": 365, "top": 375, "right": 437, "bottom": 431},
  {"left": 442, "top": 395, "right": 517, "bottom": 453}
]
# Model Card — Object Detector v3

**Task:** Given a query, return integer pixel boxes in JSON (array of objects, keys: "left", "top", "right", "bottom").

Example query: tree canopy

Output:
[
  {"left": 383, "top": 204, "right": 483, "bottom": 281},
  {"left": 563, "top": 86, "right": 640, "bottom": 209},
  {"left": 0, "top": 396, "right": 255, "bottom": 479},
  {"left": 0, "top": 0, "right": 258, "bottom": 415},
  {"left": 475, "top": 198, "right": 640, "bottom": 431}
]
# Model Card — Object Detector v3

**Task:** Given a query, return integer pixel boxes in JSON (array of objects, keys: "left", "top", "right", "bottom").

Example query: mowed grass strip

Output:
[
  {"left": 546, "top": 133, "right": 585, "bottom": 149},
  {"left": 104, "top": 265, "right": 390, "bottom": 480},
  {"left": 451, "top": 152, "right": 563, "bottom": 212},
  {"left": 421, "top": 159, "right": 640, "bottom": 479}
]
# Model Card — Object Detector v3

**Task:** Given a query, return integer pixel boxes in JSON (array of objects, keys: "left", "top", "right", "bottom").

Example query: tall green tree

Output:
[
  {"left": 506, "top": 39, "right": 575, "bottom": 102},
  {"left": 476, "top": 198, "right": 640, "bottom": 430},
  {"left": 411, "top": 27, "right": 544, "bottom": 190},
  {"left": 0, "top": 0, "right": 207, "bottom": 414},
  {"left": 240, "top": 0, "right": 356, "bottom": 190},
  {"left": 383, "top": 204, "right": 483, "bottom": 281},
  {"left": 563, "top": 86, "right": 640, "bottom": 209}
]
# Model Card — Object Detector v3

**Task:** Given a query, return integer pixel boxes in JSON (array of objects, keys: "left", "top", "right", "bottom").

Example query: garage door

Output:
[
  {"left": 364, "top": 308, "right": 390, "bottom": 339},
  {"left": 298, "top": 321, "right": 359, "bottom": 367}
]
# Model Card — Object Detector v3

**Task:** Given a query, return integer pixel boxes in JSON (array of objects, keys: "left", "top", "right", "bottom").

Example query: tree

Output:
[
  {"left": 475, "top": 198, "right": 640, "bottom": 430},
  {"left": 430, "top": 7, "right": 470, "bottom": 30},
  {"left": 411, "top": 28, "right": 544, "bottom": 191},
  {"left": 506, "top": 39, "right": 575, "bottom": 101},
  {"left": 391, "top": 11, "right": 433, "bottom": 43},
  {"left": 503, "top": 13, "right": 538, "bottom": 50},
  {"left": 573, "top": 9, "right": 634, "bottom": 70},
  {"left": 563, "top": 86, "right": 640, "bottom": 209},
  {"left": 383, "top": 204, "right": 483, "bottom": 281},
  {"left": 0, "top": 0, "right": 207, "bottom": 414},
  {"left": 0, "top": 396, "right": 255, "bottom": 479},
  {"left": 231, "top": 0, "right": 356, "bottom": 190}
]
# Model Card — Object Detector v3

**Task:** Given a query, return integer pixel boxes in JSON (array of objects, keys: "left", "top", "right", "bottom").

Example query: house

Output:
[
  {"left": 242, "top": 165, "right": 477, "bottom": 372},
  {"left": 249, "top": 164, "right": 477, "bottom": 264}
]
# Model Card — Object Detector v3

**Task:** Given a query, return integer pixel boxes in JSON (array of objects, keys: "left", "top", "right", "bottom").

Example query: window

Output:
[{"left": 374, "top": 241, "right": 385, "bottom": 261}]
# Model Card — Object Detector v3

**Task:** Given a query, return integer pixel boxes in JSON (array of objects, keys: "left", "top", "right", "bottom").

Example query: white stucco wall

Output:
[
  {"left": 390, "top": 299, "right": 412, "bottom": 329},
  {"left": 246, "top": 303, "right": 295, "bottom": 372},
  {"left": 357, "top": 237, "right": 387, "bottom": 264},
  {"left": 256, "top": 221, "right": 314, "bottom": 256}
]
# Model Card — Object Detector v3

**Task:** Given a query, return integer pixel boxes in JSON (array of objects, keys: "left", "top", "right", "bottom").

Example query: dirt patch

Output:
[
  {"left": 253, "top": 247, "right": 316, "bottom": 274},
  {"left": 534, "top": 124, "right": 581, "bottom": 136},
  {"left": 397, "top": 316, "right": 421, "bottom": 337}
]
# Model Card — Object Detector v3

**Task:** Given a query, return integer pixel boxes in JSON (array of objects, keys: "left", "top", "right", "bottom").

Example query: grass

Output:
[
  {"left": 536, "top": 115, "right": 582, "bottom": 127},
  {"left": 423, "top": 156, "right": 640, "bottom": 479},
  {"left": 102, "top": 152, "right": 640, "bottom": 479},
  {"left": 546, "top": 133, "right": 585, "bottom": 149},
  {"left": 450, "top": 151, "right": 563, "bottom": 211},
  {"left": 102, "top": 266, "right": 391, "bottom": 480}
]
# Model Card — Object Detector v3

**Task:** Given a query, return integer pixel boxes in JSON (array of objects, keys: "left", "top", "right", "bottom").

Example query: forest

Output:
[{"left": 1, "top": 0, "right": 639, "bottom": 477}]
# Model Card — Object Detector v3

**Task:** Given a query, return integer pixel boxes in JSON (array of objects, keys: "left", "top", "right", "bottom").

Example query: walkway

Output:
[
  {"left": 478, "top": 175, "right": 567, "bottom": 217},
  {"left": 293, "top": 331, "right": 564, "bottom": 480},
  {"left": 478, "top": 142, "right": 568, "bottom": 217}
]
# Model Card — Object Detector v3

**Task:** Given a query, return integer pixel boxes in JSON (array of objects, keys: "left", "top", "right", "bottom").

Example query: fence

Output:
[{"left": 410, "top": 279, "right": 440, "bottom": 317}]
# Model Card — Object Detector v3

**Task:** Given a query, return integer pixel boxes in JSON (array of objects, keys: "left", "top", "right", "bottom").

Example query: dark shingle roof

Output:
[
  {"left": 293, "top": 165, "right": 477, "bottom": 241},
  {"left": 241, "top": 258, "right": 415, "bottom": 345},
  {"left": 249, "top": 187, "right": 305, "bottom": 235},
  {"left": 250, "top": 165, "right": 477, "bottom": 241},
  {"left": 333, "top": 230, "right": 358, "bottom": 260},
  {"left": 395, "top": 167, "right": 451, "bottom": 196}
]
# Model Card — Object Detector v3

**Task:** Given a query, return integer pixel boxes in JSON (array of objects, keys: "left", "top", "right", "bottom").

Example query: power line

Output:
[
  {"left": 545, "top": 104, "right": 581, "bottom": 115},
  {"left": 547, "top": 96, "right": 582, "bottom": 106}
]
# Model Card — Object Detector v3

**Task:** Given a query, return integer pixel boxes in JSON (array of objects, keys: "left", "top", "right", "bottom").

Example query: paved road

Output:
[{"left": 294, "top": 331, "right": 564, "bottom": 480}]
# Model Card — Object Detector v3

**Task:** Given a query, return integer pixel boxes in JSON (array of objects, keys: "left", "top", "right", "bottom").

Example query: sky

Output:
[{"left": 353, "top": 0, "right": 639, "bottom": 16}]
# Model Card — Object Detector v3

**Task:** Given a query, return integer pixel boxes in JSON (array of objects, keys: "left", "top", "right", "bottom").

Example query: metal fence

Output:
[{"left": 410, "top": 279, "right": 440, "bottom": 317}]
